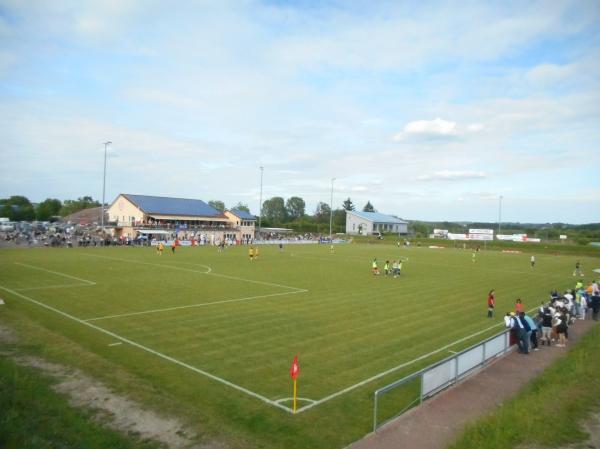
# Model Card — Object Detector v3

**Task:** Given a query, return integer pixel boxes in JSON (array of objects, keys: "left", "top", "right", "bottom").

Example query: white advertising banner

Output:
[
  {"left": 468, "top": 233, "right": 494, "bottom": 241},
  {"left": 560, "top": 235, "right": 568, "bottom": 240},
  {"left": 447, "top": 233, "right": 468, "bottom": 240},
  {"left": 469, "top": 228, "right": 494, "bottom": 235}
]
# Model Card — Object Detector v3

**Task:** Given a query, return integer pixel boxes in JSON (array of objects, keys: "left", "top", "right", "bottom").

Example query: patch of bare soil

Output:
[
  {"left": 0, "top": 324, "right": 224, "bottom": 449},
  {"left": 519, "top": 413, "right": 600, "bottom": 449}
]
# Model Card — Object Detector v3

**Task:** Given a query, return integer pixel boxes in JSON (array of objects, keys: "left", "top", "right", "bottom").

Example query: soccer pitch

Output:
[{"left": 0, "top": 244, "right": 595, "bottom": 447}]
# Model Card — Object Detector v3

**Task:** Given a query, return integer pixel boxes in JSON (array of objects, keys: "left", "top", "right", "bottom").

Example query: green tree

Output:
[
  {"left": 60, "top": 196, "right": 100, "bottom": 217},
  {"left": 262, "top": 197, "right": 287, "bottom": 224},
  {"left": 409, "top": 221, "right": 430, "bottom": 237},
  {"left": 314, "top": 202, "right": 331, "bottom": 223},
  {"left": 333, "top": 208, "right": 346, "bottom": 231},
  {"left": 0, "top": 196, "right": 35, "bottom": 221},
  {"left": 231, "top": 202, "right": 250, "bottom": 213},
  {"left": 363, "top": 201, "right": 375, "bottom": 212},
  {"left": 208, "top": 200, "right": 225, "bottom": 212},
  {"left": 285, "top": 196, "right": 306, "bottom": 220},
  {"left": 35, "top": 198, "right": 62, "bottom": 221},
  {"left": 342, "top": 198, "right": 355, "bottom": 211}
]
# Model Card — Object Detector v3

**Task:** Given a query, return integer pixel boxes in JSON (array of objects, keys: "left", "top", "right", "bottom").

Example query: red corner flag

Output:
[{"left": 290, "top": 355, "right": 300, "bottom": 380}]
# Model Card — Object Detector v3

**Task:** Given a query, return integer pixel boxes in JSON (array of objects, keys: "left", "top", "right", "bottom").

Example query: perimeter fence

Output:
[{"left": 373, "top": 328, "right": 512, "bottom": 431}]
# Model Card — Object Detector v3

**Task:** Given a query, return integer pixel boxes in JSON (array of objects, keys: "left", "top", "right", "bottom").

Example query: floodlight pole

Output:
[
  {"left": 329, "top": 178, "right": 336, "bottom": 241},
  {"left": 258, "top": 166, "right": 263, "bottom": 241},
  {"left": 101, "top": 141, "right": 112, "bottom": 240},
  {"left": 498, "top": 195, "right": 503, "bottom": 236}
]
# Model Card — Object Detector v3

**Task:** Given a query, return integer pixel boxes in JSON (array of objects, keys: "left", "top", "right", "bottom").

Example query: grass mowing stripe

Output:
[
  {"left": 85, "top": 289, "right": 307, "bottom": 322},
  {"left": 15, "top": 283, "right": 96, "bottom": 291},
  {"left": 0, "top": 283, "right": 294, "bottom": 413},
  {"left": 14, "top": 262, "right": 96, "bottom": 285},
  {"left": 82, "top": 252, "right": 307, "bottom": 292}
]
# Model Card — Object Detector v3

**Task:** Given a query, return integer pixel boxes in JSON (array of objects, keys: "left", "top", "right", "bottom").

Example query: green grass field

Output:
[{"left": 0, "top": 244, "right": 598, "bottom": 448}]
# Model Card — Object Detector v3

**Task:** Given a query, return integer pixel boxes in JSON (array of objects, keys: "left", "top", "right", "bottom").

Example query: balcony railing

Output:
[{"left": 109, "top": 221, "right": 241, "bottom": 232}]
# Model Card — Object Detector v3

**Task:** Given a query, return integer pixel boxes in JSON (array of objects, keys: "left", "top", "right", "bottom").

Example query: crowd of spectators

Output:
[{"left": 505, "top": 280, "right": 600, "bottom": 354}]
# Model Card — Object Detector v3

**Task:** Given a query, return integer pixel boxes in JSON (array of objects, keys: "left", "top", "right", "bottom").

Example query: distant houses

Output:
[{"left": 345, "top": 210, "right": 408, "bottom": 236}]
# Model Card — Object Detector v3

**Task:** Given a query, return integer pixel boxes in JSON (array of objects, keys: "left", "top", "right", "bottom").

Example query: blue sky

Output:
[{"left": 1, "top": 0, "right": 599, "bottom": 223}]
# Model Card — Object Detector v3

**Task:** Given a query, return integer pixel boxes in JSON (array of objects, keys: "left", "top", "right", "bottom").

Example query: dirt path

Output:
[
  {"left": 0, "top": 324, "right": 222, "bottom": 449},
  {"left": 347, "top": 319, "right": 598, "bottom": 449}
]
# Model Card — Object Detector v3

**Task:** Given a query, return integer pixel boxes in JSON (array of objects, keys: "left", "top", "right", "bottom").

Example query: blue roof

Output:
[
  {"left": 229, "top": 209, "right": 256, "bottom": 220},
  {"left": 348, "top": 210, "right": 407, "bottom": 224},
  {"left": 122, "top": 194, "right": 222, "bottom": 217}
]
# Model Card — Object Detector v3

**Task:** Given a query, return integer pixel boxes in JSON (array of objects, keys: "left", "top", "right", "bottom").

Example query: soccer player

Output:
[
  {"left": 157, "top": 242, "right": 164, "bottom": 255},
  {"left": 171, "top": 240, "right": 177, "bottom": 254},
  {"left": 249, "top": 245, "right": 254, "bottom": 262},
  {"left": 472, "top": 250, "right": 476, "bottom": 263},
  {"left": 330, "top": 244, "right": 335, "bottom": 254},
  {"left": 487, "top": 289, "right": 495, "bottom": 318},
  {"left": 254, "top": 246, "right": 260, "bottom": 260},
  {"left": 392, "top": 260, "right": 399, "bottom": 278},
  {"left": 372, "top": 258, "right": 380, "bottom": 275},
  {"left": 530, "top": 255, "right": 535, "bottom": 268},
  {"left": 573, "top": 261, "right": 584, "bottom": 277},
  {"left": 384, "top": 260, "right": 390, "bottom": 276}
]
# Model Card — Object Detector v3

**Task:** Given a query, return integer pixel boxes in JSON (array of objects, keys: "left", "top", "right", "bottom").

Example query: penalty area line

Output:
[
  {"left": 80, "top": 253, "right": 305, "bottom": 292},
  {"left": 84, "top": 289, "right": 307, "bottom": 322},
  {"left": 15, "top": 283, "right": 95, "bottom": 292},
  {"left": 14, "top": 262, "right": 96, "bottom": 285},
  {"left": 0, "top": 283, "right": 294, "bottom": 414}
]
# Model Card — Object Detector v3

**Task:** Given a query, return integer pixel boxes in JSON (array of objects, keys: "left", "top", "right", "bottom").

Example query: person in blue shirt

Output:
[{"left": 522, "top": 313, "right": 539, "bottom": 351}]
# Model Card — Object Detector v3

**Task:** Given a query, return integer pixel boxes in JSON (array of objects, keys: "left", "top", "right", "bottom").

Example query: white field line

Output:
[
  {"left": 294, "top": 306, "right": 539, "bottom": 414},
  {"left": 15, "top": 284, "right": 95, "bottom": 292},
  {"left": 274, "top": 397, "right": 317, "bottom": 405},
  {"left": 81, "top": 253, "right": 305, "bottom": 292},
  {"left": 108, "top": 342, "right": 123, "bottom": 347},
  {"left": 85, "top": 290, "right": 307, "bottom": 322},
  {"left": 81, "top": 253, "right": 212, "bottom": 274},
  {"left": 14, "top": 262, "right": 96, "bottom": 285},
  {"left": 0, "top": 284, "right": 293, "bottom": 414}
]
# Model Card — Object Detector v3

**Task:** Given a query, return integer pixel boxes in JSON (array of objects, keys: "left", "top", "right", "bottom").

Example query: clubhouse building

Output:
[
  {"left": 345, "top": 210, "right": 408, "bottom": 236},
  {"left": 106, "top": 194, "right": 256, "bottom": 243}
]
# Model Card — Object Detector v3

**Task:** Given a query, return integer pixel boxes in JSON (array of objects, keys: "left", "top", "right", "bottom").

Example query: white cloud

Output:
[
  {"left": 393, "top": 118, "right": 458, "bottom": 141},
  {"left": 466, "top": 123, "right": 484, "bottom": 132},
  {"left": 417, "top": 171, "right": 487, "bottom": 182}
]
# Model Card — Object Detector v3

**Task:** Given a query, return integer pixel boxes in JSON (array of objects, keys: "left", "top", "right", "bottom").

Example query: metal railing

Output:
[{"left": 373, "top": 328, "right": 512, "bottom": 431}]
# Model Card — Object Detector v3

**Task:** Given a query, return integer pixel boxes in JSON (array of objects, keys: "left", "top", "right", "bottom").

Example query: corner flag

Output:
[
  {"left": 290, "top": 355, "right": 299, "bottom": 413},
  {"left": 290, "top": 355, "right": 299, "bottom": 380}
]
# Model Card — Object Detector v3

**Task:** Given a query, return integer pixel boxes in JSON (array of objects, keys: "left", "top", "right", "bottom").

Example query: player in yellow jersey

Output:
[
  {"left": 249, "top": 245, "right": 254, "bottom": 261},
  {"left": 157, "top": 242, "right": 164, "bottom": 255}
]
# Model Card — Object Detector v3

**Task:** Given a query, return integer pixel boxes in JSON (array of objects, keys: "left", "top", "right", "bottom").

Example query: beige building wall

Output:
[
  {"left": 107, "top": 195, "right": 145, "bottom": 224},
  {"left": 224, "top": 210, "right": 256, "bottom": 241}
]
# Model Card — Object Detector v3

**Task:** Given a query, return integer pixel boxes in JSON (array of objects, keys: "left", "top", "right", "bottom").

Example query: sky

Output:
[{"left": 0, "top": 0, "right": 599, "bottom": 224}]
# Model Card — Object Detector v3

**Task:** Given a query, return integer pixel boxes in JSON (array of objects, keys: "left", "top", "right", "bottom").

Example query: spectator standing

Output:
[
  {"left": 540, "top": 307, "right": 553, "bottom": 346},
  {"left": 515, "top": 298, "right": 524, "bottom": 314},
  {"left": 523, "top": 313, "right": 539, "bottom": 351},
  {"left": 510, "top": 313, "right": 530, "bottom": 354},
  {"left": 591, "top": 293, "right": 600, "bottom": 321}
]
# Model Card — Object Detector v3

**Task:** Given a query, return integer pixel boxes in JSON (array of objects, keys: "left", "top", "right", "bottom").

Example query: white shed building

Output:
[{"left": 345, "top": 210, "right": 408, "bottom": 236}]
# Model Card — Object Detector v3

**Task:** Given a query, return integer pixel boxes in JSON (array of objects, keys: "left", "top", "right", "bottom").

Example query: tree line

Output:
[
  {"left": 1, "top": 194, "right": 378, "bottom": 233},
  {"left": 208, "top": 196, "right": 376, "bottom": 233},
  {"left": 0, "top": 196, "right": 101, "bottom": 221}
]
